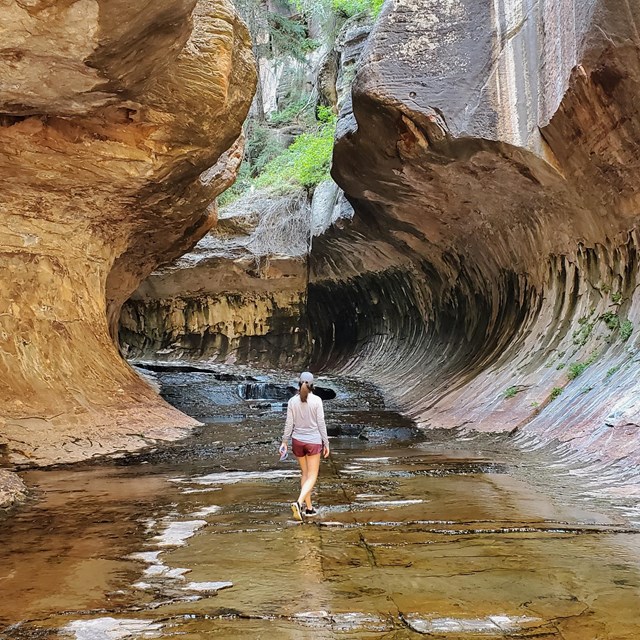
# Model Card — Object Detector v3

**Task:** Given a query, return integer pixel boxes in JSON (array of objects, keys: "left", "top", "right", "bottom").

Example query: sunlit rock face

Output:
[
  {"left": 120, "top": 203, "right": 310, "bottom": 367},
  {"left": 0, "top": 0, "right": 255, "bottom": 465},
  {"left": 313, "top": 0, "right": 640, "bottom": 470}
]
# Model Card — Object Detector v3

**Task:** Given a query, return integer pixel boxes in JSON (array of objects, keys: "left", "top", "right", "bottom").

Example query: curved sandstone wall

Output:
[
  {"left": 0, "top": 0, "right": 255, "bottom": 465},
  {"left": 311, "top": 0, "right": 640, "bottom": 471},
  {"left": 119, "top": 190, "right": 316, "bottom": 368}
]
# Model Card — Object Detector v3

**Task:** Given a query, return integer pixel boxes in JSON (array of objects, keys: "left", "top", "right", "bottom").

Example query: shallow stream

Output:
[{"left": 1, "top": 369, "right": 640, "bottom": 639}]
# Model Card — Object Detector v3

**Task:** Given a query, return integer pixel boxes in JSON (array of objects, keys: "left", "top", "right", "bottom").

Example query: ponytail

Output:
[{"left": 299, "top": 381, "right": 311, "bottom": 403}]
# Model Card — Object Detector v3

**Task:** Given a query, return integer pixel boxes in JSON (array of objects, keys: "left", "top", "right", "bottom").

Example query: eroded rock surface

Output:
[
  {"left": 314, "top": 0, "right": 640, "bottom": 471},
  {"left": 120, "top": 194, "right": 310, "bottom": 367},
  {"left": 0, "top": 0, "right": 255, "bottom": 465},
  {"left": 118, "top": 5, "right": 362, "bottom": 370},
  {"left": 0, "top": 470, "right": 27, "bottom": 509},
  {"left": 120, "top": 180, "right": 356, "bottom": 367}
]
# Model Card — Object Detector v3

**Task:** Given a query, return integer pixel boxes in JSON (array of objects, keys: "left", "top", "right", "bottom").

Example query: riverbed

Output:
[{"left": 1, "top": 368, "right": 639, "bottom": 639}]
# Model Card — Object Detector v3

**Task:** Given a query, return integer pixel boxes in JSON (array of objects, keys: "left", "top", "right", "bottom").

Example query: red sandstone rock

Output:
[
  {"left": 319, "top": 0, "right": 640, "bottom": 469},
  {"left": 0, "top": 0, "right": 256, "bottom": 465}
]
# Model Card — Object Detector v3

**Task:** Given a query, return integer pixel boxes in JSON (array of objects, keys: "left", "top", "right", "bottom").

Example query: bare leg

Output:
[
  {"left": 297, "top": 453, "right": 321, "bottom": 509},
  {"left": 296, "top": 455, "right": 308, "bottom": 505}
]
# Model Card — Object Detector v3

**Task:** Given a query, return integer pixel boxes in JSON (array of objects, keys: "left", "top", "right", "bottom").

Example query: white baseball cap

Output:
[{"left": 299, "top": 371, "right": 314, "bottom": 384}]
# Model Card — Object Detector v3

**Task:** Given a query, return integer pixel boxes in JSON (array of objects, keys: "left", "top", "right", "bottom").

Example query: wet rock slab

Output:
[{"left": 2, "top": 372, "right": 640, "bottom": 638}]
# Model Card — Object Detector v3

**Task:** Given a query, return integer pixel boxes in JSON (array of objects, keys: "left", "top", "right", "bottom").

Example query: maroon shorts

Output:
[{"left": 292, "top": 438, "right": 323, "bottom": 457}]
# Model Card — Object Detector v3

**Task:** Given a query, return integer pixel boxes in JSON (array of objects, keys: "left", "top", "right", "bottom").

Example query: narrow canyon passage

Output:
[
  {"left": 4, "top": 0, "right": 640, "bottom": 637},
  {"left": 2, "top": 370, "right": 639, "bottom": 639}
]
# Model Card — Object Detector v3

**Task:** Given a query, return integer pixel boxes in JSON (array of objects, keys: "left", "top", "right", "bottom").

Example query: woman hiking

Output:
[{"left": 280, "top": 371, "right": 330, "bottom": 521}]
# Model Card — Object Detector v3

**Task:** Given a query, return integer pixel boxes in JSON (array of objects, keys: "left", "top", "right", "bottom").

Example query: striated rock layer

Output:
[
  {"left": 120, "top": 210, "right": 310, "bottom": 368},
  {"left": 0, "top": 0, "right": 255, "bottom": 465},
  {"left": 313, "top": 0, "right": 640, "bottom": 473},
  {"left": 120, "top": 185, "right": 353, "bottom": 367}
]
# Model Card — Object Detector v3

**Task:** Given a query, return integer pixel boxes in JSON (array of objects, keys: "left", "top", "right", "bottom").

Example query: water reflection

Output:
[{"left": 1, "top": 369, "right": 640, "bottom": 638}]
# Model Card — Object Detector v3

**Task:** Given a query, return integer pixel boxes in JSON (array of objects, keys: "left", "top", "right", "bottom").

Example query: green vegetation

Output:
[
  {"left": 295, "top": 0, "right": 384, "bottom": 19},
  {"left": 567, "top": 362, "right": 588, "bottom": 380},
  {"left": 550, "top": 387, "right": 564, "bottom": 400},
  {"left": 568, "top": 311, "right": 633, "bottom": 347},
  {"left": 567, "top": 351, "right": 599, "bottom": 381},
  {"left": 223, "top": 0, "right": 385, "bottom": 205},
  {"left": 246, "top": 122, "right": 288, "bottom": 173},
  {"left": 331, "top": 0, "right": 385, "bottom": 17},
  {"left": 596, "top": 311, "right": 633, "bottom": 342},
  {"left": 612, "top": 292, "right": 623, "bottom": 304},
  {"left": 267, "top": 12, "right": 319, "bottom": 60},
  {"left": 605, "top": 365, "right": 620, "bottom": 380},
  {"left": 556, "top": 363, "right": 565, "bottom": 370},
  {"left": 220, "top": 108, "right": 336, "bottom": 205},
  {"left": 254, "top": 108, "right": 336, "bottom": 191},
  {"left": 572, "top": 317, "right": 594, "bottom": 346},
  {"left": 504, "top": 386, "right": 521, "bottom": 399},
  {"left": 267, "top": 99, "right": 313, "bottom": 127},
  {"left": 601, "top": 311, "right": 621, "bottom": 331},
  {"left": 217, "top": 162, "right": 252, "bottom": 207}
]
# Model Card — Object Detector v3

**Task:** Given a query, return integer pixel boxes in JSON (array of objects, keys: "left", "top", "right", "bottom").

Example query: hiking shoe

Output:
[
  {"left": 305, "top": 507, "right": 317, "bottom": 517},
  {"left": 291, "top": 502, "right": 303, "bottom": 522}
]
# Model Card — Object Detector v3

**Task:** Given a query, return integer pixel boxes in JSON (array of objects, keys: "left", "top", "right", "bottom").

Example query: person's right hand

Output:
[
  {"left": 279, "top": 442, "right": 287, "bottom": 455},
  {"left": 323, "top": 444, "right": 330, "bottom": 459}
]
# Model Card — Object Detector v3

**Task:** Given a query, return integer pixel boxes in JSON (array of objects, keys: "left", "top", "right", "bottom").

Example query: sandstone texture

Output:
[
  {"left": 120, "top": 194, "right": 310, "bottom": 367},
  {"left": 0, "top": 0, "right": 255, "bottom": 465},
  {"left": 118, "top": 11, "right": 361, "bottom": 370},
  {"left": 120, "top": 184, "right": 352, "bottom": 367},
  {"left": 315, "top": 0, "right": 640, "bottom": 472}
]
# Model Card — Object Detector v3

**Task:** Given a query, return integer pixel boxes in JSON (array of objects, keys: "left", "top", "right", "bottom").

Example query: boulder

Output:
[{"left": 0, "top": 470, "right": 27, "bottom": 509}]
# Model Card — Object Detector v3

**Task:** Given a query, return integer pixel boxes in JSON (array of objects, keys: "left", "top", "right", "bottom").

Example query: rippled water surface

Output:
[{"left": 1, "top": 369, "right": 640, "bottom": 639}]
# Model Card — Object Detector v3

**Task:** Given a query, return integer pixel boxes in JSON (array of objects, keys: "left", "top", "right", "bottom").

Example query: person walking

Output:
[{"left": 280, "top": 372, "right": 330, "bottom": 521}]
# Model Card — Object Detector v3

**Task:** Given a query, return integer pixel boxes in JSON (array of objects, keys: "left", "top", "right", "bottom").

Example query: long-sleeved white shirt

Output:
[{"left": 282, "top": 393, "right": 328, "bottom": 446}]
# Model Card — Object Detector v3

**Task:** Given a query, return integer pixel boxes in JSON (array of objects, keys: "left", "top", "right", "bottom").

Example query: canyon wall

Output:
[
  {"left": 120, "top": 195, "right": 310, "bottom": 367},
  {"left": 120, "top": 183, "right": 353, "bottom": 367},
  {"left": 113, "top": 0, "right": 640, "bottom": 480},
  {"left": 118, "top": 13, "right": 363, "bottom": 369},
  {"left": 0, "top": 0, "right": 255, "bottom": 465},
  {"left": 311, "top": 0, "right": 640, "bottom": 473}
]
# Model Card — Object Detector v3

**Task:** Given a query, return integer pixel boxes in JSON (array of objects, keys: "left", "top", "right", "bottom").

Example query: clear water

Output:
[{"left": 1, "top": 370, "right": 640, "bottom": 639}]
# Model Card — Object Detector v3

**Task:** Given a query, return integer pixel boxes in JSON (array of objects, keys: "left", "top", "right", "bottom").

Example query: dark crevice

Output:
[{"left": 0, "top": 114, "right": 29, "bottom": 127}]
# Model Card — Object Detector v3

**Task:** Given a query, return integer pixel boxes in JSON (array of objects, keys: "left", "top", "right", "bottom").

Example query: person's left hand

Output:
[{"left": 323, "top": 444, "right": 330, "bottom": 458}]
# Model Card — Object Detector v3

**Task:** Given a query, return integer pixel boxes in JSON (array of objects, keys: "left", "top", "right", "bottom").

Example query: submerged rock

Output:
[{"left": 0, "top": 1, "right": 256, "bottom": 465}]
